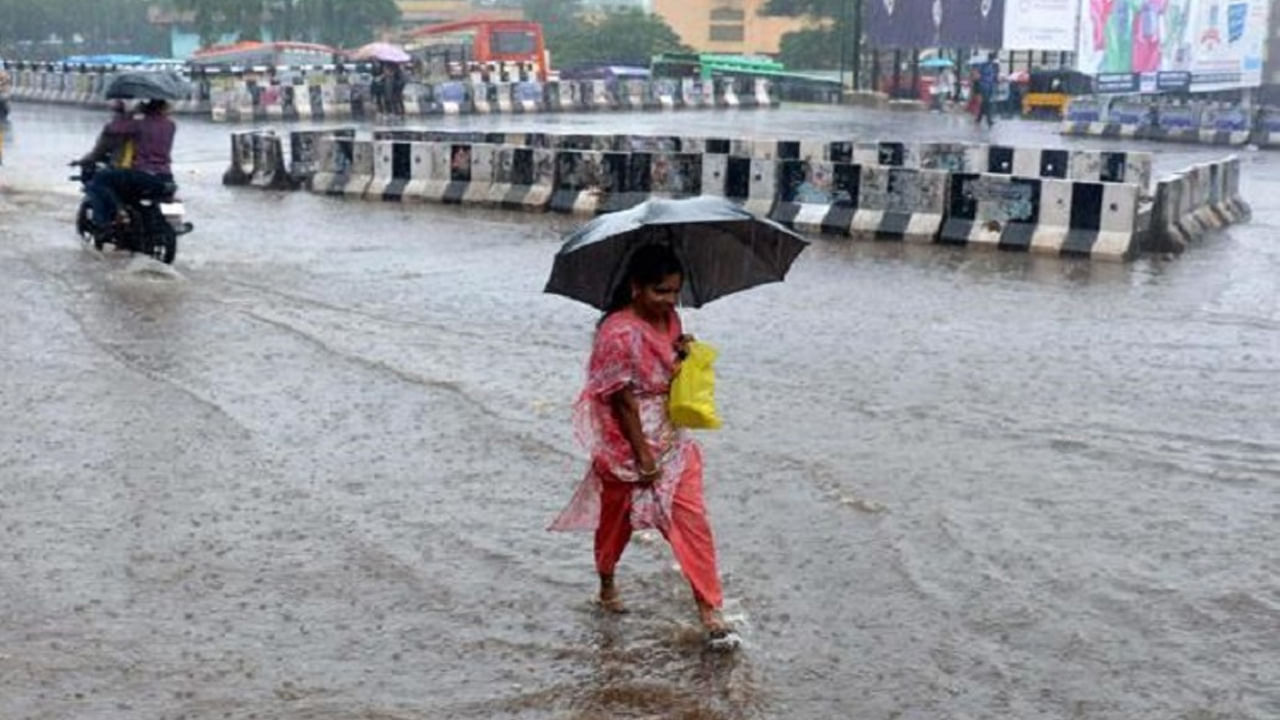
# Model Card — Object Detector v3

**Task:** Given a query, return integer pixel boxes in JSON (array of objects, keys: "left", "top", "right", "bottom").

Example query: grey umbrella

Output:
[
  {"left": 545, "top": 196, "right": 809, "bottom": 310},
  {"left": 104, "top": 71, "right": 192, "bottom": 101}
]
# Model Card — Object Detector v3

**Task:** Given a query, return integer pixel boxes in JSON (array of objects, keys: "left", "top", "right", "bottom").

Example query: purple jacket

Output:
[{"left": 106, "top": 114, "right": 176, "bottom": 175}]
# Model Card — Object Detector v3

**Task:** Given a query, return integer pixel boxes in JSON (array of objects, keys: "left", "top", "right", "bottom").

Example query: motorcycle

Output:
[{"left": 71, "top": 161, "right": 193, "bottom": 264}]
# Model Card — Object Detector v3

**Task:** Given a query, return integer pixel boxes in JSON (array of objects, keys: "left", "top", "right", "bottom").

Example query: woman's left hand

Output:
[{"left": 675, "top": 334, "right": 695, "bottom": 361}]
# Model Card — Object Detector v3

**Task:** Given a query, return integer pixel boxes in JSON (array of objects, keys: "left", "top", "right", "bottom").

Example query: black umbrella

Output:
[
  {"left": 545, "top": 196, "right": 809, "bottom": 310},
  {"left": 104, "top": 71, "right": 192, "bottom": 101}
]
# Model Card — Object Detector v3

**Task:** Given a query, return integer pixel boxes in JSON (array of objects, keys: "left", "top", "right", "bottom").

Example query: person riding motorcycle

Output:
[
  {"left": 85, "top": 99, "right": 176, "bottom": 238},
  {"left": 77, "top": 100, "right": 136, "bottom": 169}
]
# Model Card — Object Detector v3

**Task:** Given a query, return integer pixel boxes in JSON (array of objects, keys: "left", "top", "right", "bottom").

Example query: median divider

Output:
[{"left": 223, "top": 128, "right": 1249, "bottom": 261}]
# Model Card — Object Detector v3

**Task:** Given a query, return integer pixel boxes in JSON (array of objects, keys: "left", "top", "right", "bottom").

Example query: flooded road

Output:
[{"left": 1, "top": 104, "right": 1278, "bottom": 719}]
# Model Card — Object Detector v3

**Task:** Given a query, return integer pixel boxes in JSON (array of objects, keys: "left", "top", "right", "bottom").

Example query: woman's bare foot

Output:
[
  {"left": 598, "top": 574, "right": 628, "bottom": 614},
  {"left": 697, "top": 600, "right": 730, "bottom": 634}
]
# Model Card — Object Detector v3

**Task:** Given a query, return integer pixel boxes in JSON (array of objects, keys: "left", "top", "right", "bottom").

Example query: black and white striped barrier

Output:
[
  {"left": 939, "top": 174, "right": 1142, "bottom": 261},
  {"left": 768, "top": 160, "right": 857, "bottom": 235},
  {"left": 849, "top": 166, "right": 948, "bottom": 242},
  {"left": 1253, "top": 108, "right": 1280, "bottom": 148},
  {"left": 1198, "top": 107, "right": 1251, "bottom": 146},
  {"left": 245, "top": 131, "right": 1251, "bottom": 262},
  {"left": 1059, "top": 99, "right": 1150, "bottom": 139},
  {"left": 222, "top": 130, "right": 294, "bottom": 190},
  {"left": 1148, "top": 104, "right": 1202, "bottom": 143},
  {"left": 701, "top": 154, "right": 776, "bottom": 216},
  {"left": 289, "top": 127, "right": 356, "bottom": 182},
  {"left": 1148, "top": 156, "right": 1250, "bottom": 253}
]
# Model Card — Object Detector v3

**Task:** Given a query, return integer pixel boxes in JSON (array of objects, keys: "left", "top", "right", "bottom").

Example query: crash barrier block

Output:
[
  {"left": 289, "top": 127, "right": 357, "bottom": 182},
  {"left": 1149, "top": 104, "right": 1202, "bottom": 143},
  {"left": 700, "top": 154, "right": 776, "bottom": 216},
  {"left": 765, "top": 162, "right": 947, "bottom": 241},
  {"left": 308, "top": 136, "right": 373, "bottom": 197},
  {"left": 1060, "top": 100, "right": 1150, "bottom": 139},
  {"left": 1147, "top": 155, "right": 1251, "bottom": 253},
  {"left": 1253, "top": 107, "right": 1280, "bottom": 147},
  {"left": 939, "top": 173, "right": 1142, "bottom": 261},
  {"left": 304, "top": 139, "right": 558, "bottom": 211},
  {"left": 547, "top": 150, "right": 703, "bottom": 214},
  {"left": 848, "top": 166, "right": 949, "bottom": 242},
  {"left": 222, "top": 130, "right": 294, "bottom": 190},
  {"left": 8, "top": 64, "right": 770, "bottom": 121},
  {"left": 716, "top": 78, "right": 741, "bottom": 108},
  {"left": 1198, "top": 107, "right": 1251, "bottom": 146}
]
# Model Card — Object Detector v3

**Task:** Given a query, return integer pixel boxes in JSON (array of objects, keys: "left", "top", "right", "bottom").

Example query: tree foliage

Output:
[
  {"left": 534, "top": 7, "right": 689, "bottom": 68},
  {"left": 777, "top": 27, "right": 843, "bottom": 70},
  {"left": 293, "top": 0, "right": 401, "bottom": 48},
  {"left": 0, "top": 0, "right": 167, "bottom": 56},
  {"left": 172, "top": 0, "right": 399, "bottom": 48}
]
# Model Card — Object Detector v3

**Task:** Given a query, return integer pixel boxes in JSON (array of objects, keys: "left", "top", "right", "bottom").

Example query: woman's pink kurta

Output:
[{"left": 550, "top": 307, "right": 698, "bottom": 532}]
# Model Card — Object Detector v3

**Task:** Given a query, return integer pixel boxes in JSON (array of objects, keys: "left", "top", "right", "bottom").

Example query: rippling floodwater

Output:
[{"left": 1, "top": 104, "right": 1277, "bottom": 719}]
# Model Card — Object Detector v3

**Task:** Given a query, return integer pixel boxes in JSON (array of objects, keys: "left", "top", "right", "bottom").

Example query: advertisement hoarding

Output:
[
  {"left": 867, "top": 0, "right": 1007, "bottom": 48},
  {"left": 865, "top": 0, "right": 938, "bottom": 49},
  {"left": 1003, "top": 0, "right": 1080, "bottom": 50},
  {"left": 1075, "top": 0, "right": 1268, "bottom": 91}
]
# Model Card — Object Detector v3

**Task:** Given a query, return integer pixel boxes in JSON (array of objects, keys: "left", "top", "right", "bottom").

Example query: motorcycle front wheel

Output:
[{"left": 75, "top": 200, "right": 105, "bottom": 250}]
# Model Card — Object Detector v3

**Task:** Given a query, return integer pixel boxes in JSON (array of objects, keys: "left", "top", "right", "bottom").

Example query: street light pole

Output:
[
  {"left": 839, "top": 0, "right": 849, "bottom": 95},
  {"left": 851, "top": 0, "right": 862, "bottom": 90}
]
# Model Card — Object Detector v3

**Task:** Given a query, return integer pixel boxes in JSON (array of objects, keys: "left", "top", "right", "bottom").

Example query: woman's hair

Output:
[
  {"left": 600, "top": 243, "right": 683, "bottom": 322},
  {"left": 142, "top": 99, "right": 168, "bottom": 115}
]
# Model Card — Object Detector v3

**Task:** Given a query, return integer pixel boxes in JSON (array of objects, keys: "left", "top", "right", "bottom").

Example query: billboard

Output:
[
  {"left": 867, "top": 0, "right": 1007, "bottom": 48},
  {"left": 865, "top": 0, "right": 938, "bottom": 48},
  {"left": 941, "top": 0, "right": 1007, "bottom": 46},
  {"left": 1003, "top": 0, "right": 1080, "bottom": 50},
  {"left": 1076, "top": 0, "right": 1268, "bottom": 91}
]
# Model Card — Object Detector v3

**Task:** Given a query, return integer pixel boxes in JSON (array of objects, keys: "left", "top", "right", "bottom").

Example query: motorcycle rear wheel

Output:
[{"left": 139, "top": 207, "right": 177, "bottom": 265}]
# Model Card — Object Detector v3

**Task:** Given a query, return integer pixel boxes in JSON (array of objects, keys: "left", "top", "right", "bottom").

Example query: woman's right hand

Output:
[{"left": 636, "top": 450, "right": 659, "bottom": 485}]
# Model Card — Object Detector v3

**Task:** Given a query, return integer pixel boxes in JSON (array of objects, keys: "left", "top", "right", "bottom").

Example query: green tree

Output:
[
  {"left": 295, "top": 0, "right": 400, "bottom": 48},
  {"left": 171, "top": 0, "right": 269, "bottom": 45},
  {"left": 0, "top": 0, "right": 166, "bottom": 58},
  {"left": 545, "top": 9, "right": 689, "bottom": 67},
  {"left": 776, "top": 26, "right": 842, "bottom": 69},
  {"left": 524, "top": 0, "right": 581, "bottom": 28},
  {"left": 762, "top": 0, "right": 855, "bottom": 71}
]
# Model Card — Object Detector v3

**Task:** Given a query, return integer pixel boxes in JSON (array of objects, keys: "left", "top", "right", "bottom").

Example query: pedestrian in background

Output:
[{"left": 975, "top": 52, "right": 998, "bottom": 128}]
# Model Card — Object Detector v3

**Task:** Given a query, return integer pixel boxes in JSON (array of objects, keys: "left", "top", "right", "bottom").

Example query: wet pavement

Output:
[{"left": 1, "top": 103, "right": 1278, "bottom": 720}]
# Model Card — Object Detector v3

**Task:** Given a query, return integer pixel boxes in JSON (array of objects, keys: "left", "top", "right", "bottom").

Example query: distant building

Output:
[
  {"left": 1264, "top": 0, "right": 1280, "bottom": 103},
  {"left": 394, "top": 0, "right": 521, "bottom": 29},
  {"left": 652, "top": 0, "right": 815, "bottom": 56},
  {"left": 579, "top": 0, "right": 654, "bottom": 13}
]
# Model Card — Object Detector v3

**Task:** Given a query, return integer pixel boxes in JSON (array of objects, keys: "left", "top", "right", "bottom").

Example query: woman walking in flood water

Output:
[{"left": 550, "top": 244, "right": 734, "bottom": 645}]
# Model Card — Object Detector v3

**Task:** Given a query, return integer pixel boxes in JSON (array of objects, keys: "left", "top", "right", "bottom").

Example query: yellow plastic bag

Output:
[{"left": 668, "top": 341, "right": 722, "bottom": 430}]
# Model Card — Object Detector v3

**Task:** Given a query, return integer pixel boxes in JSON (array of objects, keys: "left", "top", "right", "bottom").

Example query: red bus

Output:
[{"left": 403, "top": 19, "right": 548, "bottom": 81}]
